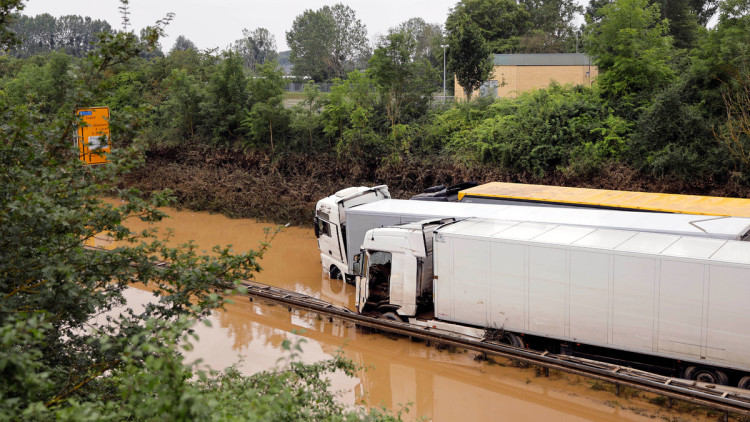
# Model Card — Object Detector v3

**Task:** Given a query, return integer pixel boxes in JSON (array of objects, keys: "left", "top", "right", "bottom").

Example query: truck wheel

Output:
[
  {"left": 738, "top": 376, "right": 750, "bottom": 389},
  {"left": 329, "top": 266, "right": 343, "bottom": 280},
  {"left": 684, "top": 366, "right": 729, "bottom": 385},
  {"left": 382, "top": 312, "right": 403, "bottom": 323},
  {"left": 498, "top": 332, "right": 524, "bottom": 348}
]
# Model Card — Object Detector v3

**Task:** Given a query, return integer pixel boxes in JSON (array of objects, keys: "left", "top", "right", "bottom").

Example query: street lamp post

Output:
[{"left": 441, "top": 44, "right": 448, "bottom": 103}]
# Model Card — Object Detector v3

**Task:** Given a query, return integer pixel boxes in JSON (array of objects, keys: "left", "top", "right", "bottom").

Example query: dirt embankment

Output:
[{"left": 121, "top": 145, "right": 750, "bottom": 226}]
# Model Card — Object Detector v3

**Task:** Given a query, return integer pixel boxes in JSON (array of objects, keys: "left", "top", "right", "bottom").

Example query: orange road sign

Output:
[{"left": 76, "top": 107, "right": 110, "bottom": 165}]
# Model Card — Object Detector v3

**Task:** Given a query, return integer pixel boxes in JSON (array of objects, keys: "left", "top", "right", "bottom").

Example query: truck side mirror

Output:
[
  {"left": 313, "top": 217, "right": 320, "bottom": 238},
  {"left": 352, "top": 253, "right": 362, "bottom": 276}
]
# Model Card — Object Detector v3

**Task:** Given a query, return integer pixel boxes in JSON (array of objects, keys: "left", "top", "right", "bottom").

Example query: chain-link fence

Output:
[{"left": 284, "top": 82, "right": 334, "bottom": 93}]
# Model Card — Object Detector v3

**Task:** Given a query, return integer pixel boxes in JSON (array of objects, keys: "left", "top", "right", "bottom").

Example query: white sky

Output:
[{"left": 22, "top": 0, "right": 459, "bottom": 52}]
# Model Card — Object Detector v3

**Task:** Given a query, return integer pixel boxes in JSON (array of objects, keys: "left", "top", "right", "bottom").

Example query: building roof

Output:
[{"left": 492, "top": 53, "right": 593, "bottom": 66}]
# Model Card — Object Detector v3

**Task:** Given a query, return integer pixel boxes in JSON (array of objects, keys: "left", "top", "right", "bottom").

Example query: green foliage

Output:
[
  {"left": 232, "top": 27, "right": 278, "bottom": 70},
  {"left": 290, "top": 81, "right": 325, "bottom": 150},
  {"left": 1, "top": 51, "right": 73, "bottom": 114},
  {"left": 9, "top": 13, "right": 113, "bottom": 58},
  {"left": 0, "top": 0, "right": 24, "bottom": 49},
  {"left": 170, "top": 35, "right": 197, "bottom": 53},
  {"left": 690, "top": 0, "right": 721, "bottom": 26},
  {"left": 322, "top": 70, "right": 384, "bottom": 159},
  {"left": 242, "top": 60, "right": 290, "bottom": 152},
  {"left": 203, "top": 51, "right": 249, "bottom": 142},
  {"left": 0, "top": 0, "right": 748, "bottom": 198},
  {"left": 369, "top": 31, "right": 439, "bottom": 128},
  {"left": 519, "top": 0, "right": 583, "bottom": 53},
  {"left": 286, "top": 3, "right": 369, "bottom": 82},
  {"left": 715, "top": 62, "right": 750, "bottom": 178},
  {"left": 446, "top": 16, "right": 493, "bottom": 100},
  {"left": 652, "top": 0, "right": 701, "bottom": 49},
  {"left": 630, "top": 79, "right": 721, "bottom": 178},
  {"left": 566, "top": 114, "right": 631, "bottom": 177},
  {"left": 446, "top": 0, "right": 530, "bottom": 53},
  {"left": 0, "top": 2, "right": 400, "bottom": 419},
  {"left": 441, "top": 83, "right": 610, "bottom": 176},
  {"left": 392, "top": 17, "right": 444, "bottom": 65},
  {"left": 198, "top": 339, "right": 409, "bottom": 421},
  {"left": 585, "top": 0, "right": 675, "bottom": 112},
  {"left": 161, "top": 68, "right": 207, "bottom": 141}
]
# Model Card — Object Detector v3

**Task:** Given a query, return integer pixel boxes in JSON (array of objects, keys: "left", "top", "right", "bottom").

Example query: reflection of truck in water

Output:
[
  {"left": 315, "top": 186, "right": 750, "bottom": 282},
  {"left": 351, "top": 217, "right": 750, "bottom": 388}
]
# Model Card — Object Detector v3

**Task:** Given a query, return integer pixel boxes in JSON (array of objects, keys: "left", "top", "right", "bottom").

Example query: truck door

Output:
[
  {"left": 355, "top": 253, "right": 369, "bottom": 313},
  {"left": 356, "top": 251, "right": 394, "bottom": 313},
  {"left": 316, "top": 218, "right": 343, "bottom": 263}
]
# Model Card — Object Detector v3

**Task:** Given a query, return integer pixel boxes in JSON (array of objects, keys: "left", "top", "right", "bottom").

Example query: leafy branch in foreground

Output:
[{"left": 0, "top": 1, "right": 397, "bottom": 419}]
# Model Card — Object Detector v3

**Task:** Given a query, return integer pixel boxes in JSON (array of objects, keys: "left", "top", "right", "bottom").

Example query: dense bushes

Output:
[{"left": 1, "top": 0, "right": 749, "bottom": 187}]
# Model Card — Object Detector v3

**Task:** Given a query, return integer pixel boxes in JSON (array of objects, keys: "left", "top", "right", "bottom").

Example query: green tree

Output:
[
  {"left": 9, "top": 13, "right": 112, "bottom": 58},
  {"left": 653, "top": 0, "right": 701, "bottom": 49},
  {"left": 232, "top": 27, "right": 278, "bottom": 70},
  {"left": 202, "top": 51, "right": 249, "bottom": 141},
  {"left": 322, "top": 70, "right": 382, "bottom": 157},
  {"left": 519, "top": 0, "right": 583, "bottom": 52},
  {"left": 447, "top": 17, "right": 493, "bottom": 101},
  {"left": 393, "top": 17, "right": 444, "bottom": 62},
  {"left": 2, "top": 50, "right": 74, "bottom": 114},
  {"left": 0, "top": 0, "right": 24, "bottom": 49},
  {"left": 369, "top": 31, "right": 439, "bottom": 128},
  {"left": 585, "top": 0, "right": 675, "bottom": 111},
  {"left": 161, "top": 68, "right": 206, "bottom": 140},
  {"left": 587, "top": 0, "right": 711, "bottom": 49},
  {"left": 291, "top": 81, "right": 324, "bottom": 149},
  {"left": 445, "top": 0, "right": 530, "bottom": 53},
  {"left": 170, "top": 34, "right": 197, "bottom": 53},
  {"left": 689, "top": 0, "right": 721, "bottom": 25},
  {"left": 286, "top": 3, "right": 369, "bottom": 81},
  {"left": 242, "top": 60, "right": 289, "bottom": 152}
]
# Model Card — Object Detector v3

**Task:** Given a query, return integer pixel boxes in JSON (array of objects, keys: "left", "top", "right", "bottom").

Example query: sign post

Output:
[{"left": 75, "top": 107, "right": 110, "bottom": 165}]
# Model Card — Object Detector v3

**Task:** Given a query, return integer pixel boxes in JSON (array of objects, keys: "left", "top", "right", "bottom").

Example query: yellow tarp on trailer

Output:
[{"left": 458, "top": 182, "right": 750, "bottom": 217}]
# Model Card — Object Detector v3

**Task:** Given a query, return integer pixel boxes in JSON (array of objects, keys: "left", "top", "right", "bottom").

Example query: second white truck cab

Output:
[{"left": 353, "top": 219, "right": 446, "bottom": 317}]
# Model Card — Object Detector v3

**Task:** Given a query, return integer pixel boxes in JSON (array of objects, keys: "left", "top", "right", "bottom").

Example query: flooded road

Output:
[{"left": 108, "top": 201, "right": 715, "bottom": 421}]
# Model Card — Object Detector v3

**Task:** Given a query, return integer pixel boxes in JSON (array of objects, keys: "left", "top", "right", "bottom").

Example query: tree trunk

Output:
[{"left": 269, "top": 118, "right": 274, "bottom": 153}]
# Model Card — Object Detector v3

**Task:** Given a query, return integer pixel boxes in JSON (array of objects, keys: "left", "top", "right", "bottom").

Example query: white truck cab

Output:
[
  {"left": 314, "top": 185, "right": 390, "bottom": 281},
  {"left": 352, "top": 219, "right": 448, "bottom": 317}
]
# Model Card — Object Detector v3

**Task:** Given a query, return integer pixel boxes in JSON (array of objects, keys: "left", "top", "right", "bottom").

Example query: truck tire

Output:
[
  {"left": 684, "top": 366, "right": 729, "bottom": 385},
  {"left": 329, "top": 266, "right": 343, "bottom": 280},
  {"left": 498, "top": 332, "right": 525, "bottom": 348},
  {"left": 738, "top": 376, "right": 750, "bottom": 389},
  {"left": 382, "top": 312, "right": 403, "bottom": 323}
]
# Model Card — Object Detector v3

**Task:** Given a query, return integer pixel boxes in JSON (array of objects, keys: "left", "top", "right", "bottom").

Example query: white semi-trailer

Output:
[
  {"left": 351, "top": 218, "right": 750, "bottom": 387},
  {"left": 315, "top": 186, "right": 750, "bottom": 281}
]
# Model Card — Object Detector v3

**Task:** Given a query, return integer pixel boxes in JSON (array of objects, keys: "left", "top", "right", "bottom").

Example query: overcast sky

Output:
[{"left": 22, "top": 0, "right": 460, "bottom": 53}]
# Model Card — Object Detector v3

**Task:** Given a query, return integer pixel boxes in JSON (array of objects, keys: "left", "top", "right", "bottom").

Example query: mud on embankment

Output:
[{"left": 121, "top": 145, "right": 750, "bottom": 226}]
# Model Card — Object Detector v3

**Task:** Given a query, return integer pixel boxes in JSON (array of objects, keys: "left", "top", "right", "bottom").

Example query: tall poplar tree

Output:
[{"left": 447, "top": 17, "right": 493, "bottom": 100}]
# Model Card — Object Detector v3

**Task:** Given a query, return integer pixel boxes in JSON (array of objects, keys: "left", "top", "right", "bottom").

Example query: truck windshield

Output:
[{"left": 367, "top": 251, "right": 392, "bottom": 304}]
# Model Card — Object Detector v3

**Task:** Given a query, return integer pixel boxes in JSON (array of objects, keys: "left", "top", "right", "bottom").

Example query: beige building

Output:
[{"left": 454, "top": 53, "right": 598, "bottom": 100}]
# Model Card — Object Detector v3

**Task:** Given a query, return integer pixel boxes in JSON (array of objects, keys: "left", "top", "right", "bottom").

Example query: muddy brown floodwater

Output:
[{"left": 104, "top": 201, "right": 722, "bottom": 421}]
